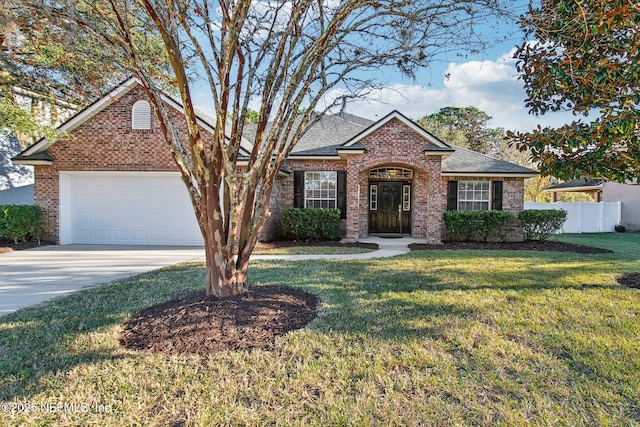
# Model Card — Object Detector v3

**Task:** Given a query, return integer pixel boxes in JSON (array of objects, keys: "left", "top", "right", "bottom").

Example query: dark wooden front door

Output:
[{"left": 369, "top": 182, "right": 411, "bottom": 234}]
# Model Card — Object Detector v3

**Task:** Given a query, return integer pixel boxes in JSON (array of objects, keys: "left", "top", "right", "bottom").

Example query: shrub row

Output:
[
  {"left": 443, "top": 209, "right": 568, "bottom": 242},
  {"left": 0, "top": 205, "right": 43, "bottom": 243},
  {"left": 443, "top": 210, "right": 514, "bottom": 242},
  {"left": 519, "top": 209, "right": 567, "bottom": 241},
  {"left": 281, "top": 208, "right": 341, "bottom": 241}
]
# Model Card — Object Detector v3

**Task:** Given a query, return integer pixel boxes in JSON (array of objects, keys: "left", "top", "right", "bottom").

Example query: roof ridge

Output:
[
  {"left": 334, "top": 112, "right": 374, "bottom": 128},
  {"left": 447, "top": 143, "right": 523, "bottom": 164}
]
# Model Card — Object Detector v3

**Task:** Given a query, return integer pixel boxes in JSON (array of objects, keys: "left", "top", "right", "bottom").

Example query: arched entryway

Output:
[{"left": 368, "top": 166, "right": 412, "bottom": 235}]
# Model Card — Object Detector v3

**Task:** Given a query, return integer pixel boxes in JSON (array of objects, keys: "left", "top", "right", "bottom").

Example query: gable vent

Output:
[{"left": 131, "top": 100, "right": 151, "bottom": 130}]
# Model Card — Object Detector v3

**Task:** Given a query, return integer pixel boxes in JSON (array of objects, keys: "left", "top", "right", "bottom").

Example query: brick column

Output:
[{"left": 344, "top": 161, "right": 361, "bottom": 242}]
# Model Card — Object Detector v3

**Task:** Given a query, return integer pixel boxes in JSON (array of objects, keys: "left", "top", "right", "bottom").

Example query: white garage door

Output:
[{"left": 60, "top": 172, "right": 203, "bottom": 245}]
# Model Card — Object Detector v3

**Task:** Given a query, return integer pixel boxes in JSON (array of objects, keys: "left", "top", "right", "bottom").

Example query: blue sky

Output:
[
  {"left": 321, "top": 0, "right": 582, "bottom": 132},
  {"left": 192, "top": 0, "right": 579, "bottom": 133}
]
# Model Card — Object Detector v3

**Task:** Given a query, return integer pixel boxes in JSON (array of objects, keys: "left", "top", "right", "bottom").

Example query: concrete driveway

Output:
[
  {"left": 0, "top": 237, "right": 423, "bottom": 317},
  {"left": 0, "top": 245, "right": 205, "bottom": 316}
]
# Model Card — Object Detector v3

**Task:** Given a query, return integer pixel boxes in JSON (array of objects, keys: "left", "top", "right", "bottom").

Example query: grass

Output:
[{"left": 1, "top": 233, "right": 639, "bottom": 426}]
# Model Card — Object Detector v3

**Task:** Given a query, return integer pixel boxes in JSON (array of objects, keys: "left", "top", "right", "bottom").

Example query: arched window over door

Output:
[{"left": 369, "top": 167, "right": 413, "bottom": 180}]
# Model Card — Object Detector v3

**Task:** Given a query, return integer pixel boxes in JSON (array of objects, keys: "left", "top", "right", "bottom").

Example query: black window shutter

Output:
[
  {"left": 293, "top": 171, "right": 304, "bottom": 208},
  {"left": 491, "top": 181, "right": 503, "bottom": 210},
  {"left": 447, "top": 181, "right": 458, "bottom": 211},
  {"left": 337, "top": 171, "right": 347, "bottom": 219}
]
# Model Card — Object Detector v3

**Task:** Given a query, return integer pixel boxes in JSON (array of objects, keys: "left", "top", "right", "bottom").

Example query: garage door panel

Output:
[{"left": 63, "top": 173, "right": 202, "bottom": 245}]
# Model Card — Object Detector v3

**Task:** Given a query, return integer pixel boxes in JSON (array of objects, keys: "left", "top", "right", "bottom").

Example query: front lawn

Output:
[{"left": 1, "top": 233, "right": 639, "bottom": 426}]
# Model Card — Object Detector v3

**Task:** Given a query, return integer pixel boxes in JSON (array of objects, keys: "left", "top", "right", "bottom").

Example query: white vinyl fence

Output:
[{"left": 523, "top": 201, "right": 622, "bottom": 233}]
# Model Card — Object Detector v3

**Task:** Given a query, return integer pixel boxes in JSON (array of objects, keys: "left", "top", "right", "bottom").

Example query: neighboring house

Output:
[
  {"left": 0, "top": 134, "right": 34, "bottom": 205},
  {"left": 13, "top": 79, "right": 537, "bottom": 246},
  {"left": 546, "top": 178, "right": 640, "bottom": 231}
]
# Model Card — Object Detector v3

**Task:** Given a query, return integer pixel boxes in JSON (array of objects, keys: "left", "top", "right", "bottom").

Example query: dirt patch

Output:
[
  {"left": 617, "top": 273, "right": 640, "bottom": 289},
  {"left": 120, "top": 285, "right": 319, "bottom": 356},
  {"left": 410, "top": 240, "right": 613, "bottom": 254},
  {"left": 0, "top": 239, "right": 51, "bottom": 254}
]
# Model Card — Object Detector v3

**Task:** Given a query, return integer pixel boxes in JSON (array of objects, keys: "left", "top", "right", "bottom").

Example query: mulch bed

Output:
[
  {"left": 119, "top": 285, "right": 319, "bottom": 356},
  {"left": 410, "top": 240, "right": 613, "bottom": 254},
  {"left": 254, "top": 240, "right": 379, "bottom": 251},
  {"left": 617, "top": 273, "right": 640, "bottom": 289}
]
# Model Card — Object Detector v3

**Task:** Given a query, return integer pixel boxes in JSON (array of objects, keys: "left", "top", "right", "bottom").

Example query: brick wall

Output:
[
  {"left": 441, "top": 176, "right": 526, "bottom": 241},
  {"left": 262, "top": 159, "right": 348, "bottom": 240},
  {"left": 343, "top": 118, "right": 447, "bottom": 243},
  {"left": 264, "top": 118, "right": 529, "bottom": 243},
  {"left": 34, "top": 86, "right": 191, "bottom": 242}
]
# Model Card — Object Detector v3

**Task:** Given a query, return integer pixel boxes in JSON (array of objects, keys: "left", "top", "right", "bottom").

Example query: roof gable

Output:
[
  {"left": 19, "top": 77, "right": 140, "bottom": 157},
  {"left": 286, "top": 111, "right": 537, "bottom": 176},
  {"left": 342, "top": 110, "right": 452, "bottom": 151},
  {"left": 15, "top": 78, "right": 250, "bottom": 161}
]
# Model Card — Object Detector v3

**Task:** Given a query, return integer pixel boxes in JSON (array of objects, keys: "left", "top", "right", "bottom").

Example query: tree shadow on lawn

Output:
[
  {"left": 0, "top": 263, "right": 207, "bottom": 401},
  {"left": 0, "top": 303, "right": 125, "bottom": 401},
  {"left": 0, "top": 251, "right": 630, "bottom": 402},
  {"left": 294, "top": 251, "right": 622, "bottom": 297},
  {"left": 251, "top": 251, "right": 625, "bottom": 341}
]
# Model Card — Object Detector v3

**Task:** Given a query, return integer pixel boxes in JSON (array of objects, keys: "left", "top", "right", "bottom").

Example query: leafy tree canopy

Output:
[
  {"left": 0, "top": 4, "right": 170, "bottom": 145},
  {"left": 417, "top": 106, "right": 505, "bottom": 155},
  {"left": 507, "top": 0, "right": 640, "bottom": 183}
]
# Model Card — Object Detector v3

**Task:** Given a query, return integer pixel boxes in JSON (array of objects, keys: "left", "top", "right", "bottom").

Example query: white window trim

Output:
[
  {"left": 402, "top": 185, "right": 411, "bottom": 211},
  {"left": 304, "top": 171, "right": 337, "bottom": 209},
  {"left": 457, "top": 180, "right": 490, "bottom": 211},
  {"left": 370, "top": 185, "right": 378, "bottom": 211},
  {"left": 369, "top": 167, "right": 413, "bottom": 180}
]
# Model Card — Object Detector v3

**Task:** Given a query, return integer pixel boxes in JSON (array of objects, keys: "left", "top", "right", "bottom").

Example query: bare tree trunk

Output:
[
  {"left": 203, "top": 237, "right": 248, "bottom": 298},
  {"left": 200, "top": 187, "right": 250, "bottom": 298}
]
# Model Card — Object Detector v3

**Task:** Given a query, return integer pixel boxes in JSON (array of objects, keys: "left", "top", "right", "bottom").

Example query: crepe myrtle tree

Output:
[
  {"left": 14, "top": 0, "right": 512, "bottom": 297},
  {"left": 507, "top": 0, "right": 640, "bottom": 183}
]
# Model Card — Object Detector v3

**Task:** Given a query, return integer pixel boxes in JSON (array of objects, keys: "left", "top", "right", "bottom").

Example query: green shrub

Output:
[
  {"left": 444, "top": 210, "right": 515, "bottom": 242},
  {"left": 519, "top": 209, "right": 567, "bottom": 241},
  {"left": 281, "top": 208, "right": 341, "bottom": 241},
  {"left": 0, "top": 205, "right": 43, "bottom": 243}
]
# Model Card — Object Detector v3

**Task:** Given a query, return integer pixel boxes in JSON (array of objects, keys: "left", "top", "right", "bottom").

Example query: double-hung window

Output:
[
  {"left": 304, "top": 171, "right": 337, "bottom": 209},
  {"left": 457, "top": 180, "right": 490, "bottom": 211}
]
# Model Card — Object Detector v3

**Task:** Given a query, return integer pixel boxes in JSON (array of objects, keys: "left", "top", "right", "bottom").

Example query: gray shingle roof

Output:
[
  {"left": 243, "top": 112, "right": 373, "bottom": 154},
  {"left": 285, "top": 113, "right": 537, "bottom": 175},
  {"left": 424, "top": 143, "right": 455, "bottom": 153},
  {"left": 441, "top": 145, "right": 537, "bottom": 175},
  {"left": 290, "top": 142, "right": 366, "bottom": 157},
  {"left": 546, "top": 178, "right": 604, "bottom": 190},
  {"left": 295, "top": 112, "right": 373, "bottom": 153}
]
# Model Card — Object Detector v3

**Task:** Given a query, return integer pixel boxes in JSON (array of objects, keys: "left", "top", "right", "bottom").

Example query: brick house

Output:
[{"left": 14, "top": 78, "right": 537, "bottom": 245}]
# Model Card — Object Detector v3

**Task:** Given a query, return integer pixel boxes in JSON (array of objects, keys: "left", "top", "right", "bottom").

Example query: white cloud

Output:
[
  {"left": 192, "top": 48, "right": 581, "bottom": 133},
  {"left": 322, "top": 84, "right": 451, "bottom": 121},
  {"left": 442, "top": 60, "right": 526, "bottom": 129},
  {"left": 334, "top": 51, "right": 578, "bottom": 132}
]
